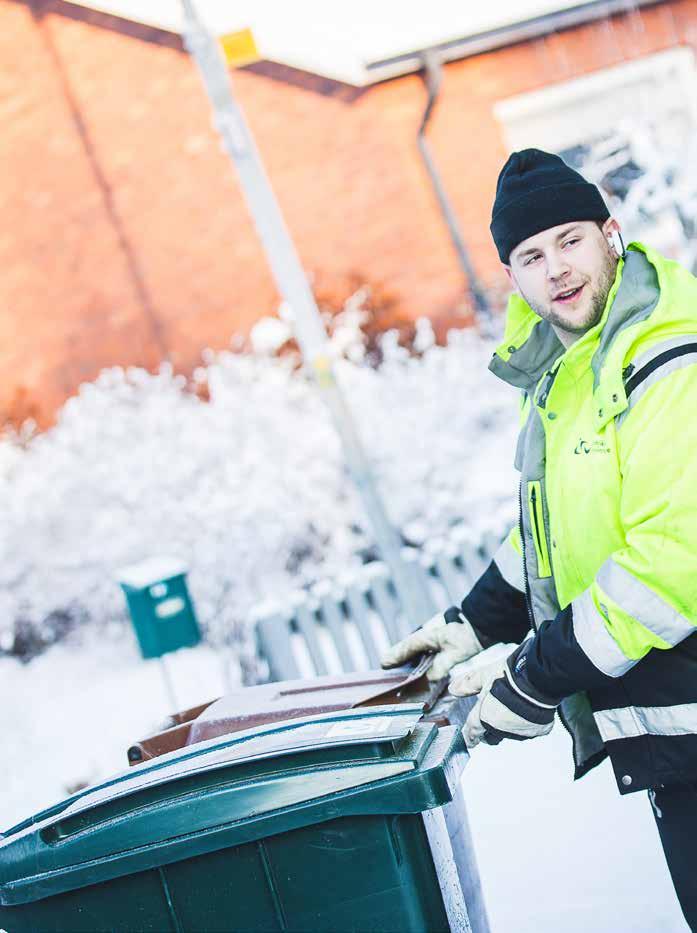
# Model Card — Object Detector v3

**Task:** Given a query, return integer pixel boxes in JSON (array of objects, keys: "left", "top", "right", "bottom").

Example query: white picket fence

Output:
[{"left": 253, "top": 525, "right": 505, "bottom": 682}]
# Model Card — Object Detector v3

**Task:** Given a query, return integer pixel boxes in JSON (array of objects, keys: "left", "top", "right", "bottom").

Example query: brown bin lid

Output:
[
  {"left": 127, "top": 656, "right": 470, "bottom": 765},
  {"left": 187, "top": 655, "right": 443, "bottom": 746}
]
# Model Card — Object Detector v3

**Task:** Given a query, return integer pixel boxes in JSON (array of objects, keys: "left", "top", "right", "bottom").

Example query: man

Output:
[{"left": 381, "top": 148, "right": 697, "bottom": 929}]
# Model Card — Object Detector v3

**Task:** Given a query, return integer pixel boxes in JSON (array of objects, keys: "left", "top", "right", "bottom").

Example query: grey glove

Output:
[{"left": 380, "top": 607, "right": 485, "bottom": 681}]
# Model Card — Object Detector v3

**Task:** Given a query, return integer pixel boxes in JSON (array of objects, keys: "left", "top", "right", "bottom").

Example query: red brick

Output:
[{"left": 1, "top": 0, "right": 696, "bottom": 426}]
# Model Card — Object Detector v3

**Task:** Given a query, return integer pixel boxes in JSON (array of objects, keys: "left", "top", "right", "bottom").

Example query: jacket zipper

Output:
[
  {"left": 519, "top": 481, "right": 576, "bottom": 750},
  {"left": 518, "top": 482, "right": 536, "bottom": 633},
  {"left": 520, "top": 366, "right": 578, "bottom": 756}
]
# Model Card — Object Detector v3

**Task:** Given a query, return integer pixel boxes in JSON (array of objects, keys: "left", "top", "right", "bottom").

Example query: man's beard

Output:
[{"left": 522, "top": 246, "right": 618, "bottom": 336}]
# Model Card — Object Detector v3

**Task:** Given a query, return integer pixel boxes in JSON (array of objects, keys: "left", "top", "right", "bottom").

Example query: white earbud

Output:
[{"left": 607, "top": 230, "right": 625, "bottom": 257}]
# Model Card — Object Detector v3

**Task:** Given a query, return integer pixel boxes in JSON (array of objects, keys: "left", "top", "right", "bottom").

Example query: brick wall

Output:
[{"left": 2, "top": 0, "right": 696, "bottom": 426}]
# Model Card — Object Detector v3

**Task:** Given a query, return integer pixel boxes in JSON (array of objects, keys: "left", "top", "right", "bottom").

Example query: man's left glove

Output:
[
  {"left": 380, "top": 608, "right": 485, "bottom": 681},
  {"left": 449, "top": 639, "right": 562, "bottom": 748}
]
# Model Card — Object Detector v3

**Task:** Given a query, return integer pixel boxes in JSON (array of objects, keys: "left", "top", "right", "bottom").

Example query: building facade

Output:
[{"left": 2, "top": 0, "right": 697, "bottom": 426}]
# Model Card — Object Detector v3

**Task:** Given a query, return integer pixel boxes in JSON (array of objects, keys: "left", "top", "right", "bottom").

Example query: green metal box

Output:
[
  {"left": 0, "top": 704, "right": 487, "bottom": 932},
  {"left": 116, "top": 557, "right": 201, "bottom": 659}
]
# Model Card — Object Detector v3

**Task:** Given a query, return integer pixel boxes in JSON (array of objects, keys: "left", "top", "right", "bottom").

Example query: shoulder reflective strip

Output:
[
  {"left": 625, "top": 336, "right": 697, "bottom": 395},
  {"left": 627, "top": 334, "right": 697, "bottom": 375},
  {"left": 571, "top": 589, "right": 637, "bottom": 678},
  {"left": 594, "top": 703, "right": 697, "bottom": 742},
  {"left": 597, "top": 558, "right": 694, "bottom": 647},
  {"left": 494, "top": 537, "right": 525, "bottom": 593},
  {"left": 617, "top": 340, "right": 697, "bottom": 427},
  {"left": 625, "top": 345, "right": 697, "bottom": 398}
]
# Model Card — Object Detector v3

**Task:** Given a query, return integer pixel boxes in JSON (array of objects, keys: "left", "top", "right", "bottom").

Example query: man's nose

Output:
[{"left": 546, "top": 252, "right": 571, "bottom": 280}]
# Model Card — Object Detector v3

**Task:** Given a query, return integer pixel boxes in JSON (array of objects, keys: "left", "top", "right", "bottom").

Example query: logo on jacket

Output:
[{"left": 574, "top": 438, "right": 611, "bottom": 455}]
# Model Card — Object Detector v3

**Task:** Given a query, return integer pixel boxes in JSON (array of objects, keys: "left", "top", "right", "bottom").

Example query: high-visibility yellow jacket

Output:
[{"left": 462, "top": 243, "right": 697, "bottom": 793}]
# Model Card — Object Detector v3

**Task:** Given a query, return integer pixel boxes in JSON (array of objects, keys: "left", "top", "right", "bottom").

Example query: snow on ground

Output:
[
  {"left": 465, "top": 728, "right": 688, "bottom": 932},
  {"left": 0, "top": 636, "right": 233, "bottom": 830}
]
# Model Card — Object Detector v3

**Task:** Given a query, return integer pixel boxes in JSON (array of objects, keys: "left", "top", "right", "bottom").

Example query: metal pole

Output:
[
  {"left": 157, "top": 656, "right": 179, "bottom": 712},
  {"left": 179, "top": 1, "right": 434, "bottom": 626},
  {"left": 417, "top": 51, "right": 491, "bottom": 328}
]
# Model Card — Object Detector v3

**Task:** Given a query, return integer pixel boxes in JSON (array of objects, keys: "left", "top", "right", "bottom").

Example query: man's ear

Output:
[
  {"left": 503, "top": 265, "right": 518, "bottom": 293},
  {"left": 602, "top": 217, "right": 621, "bottom": 238}
]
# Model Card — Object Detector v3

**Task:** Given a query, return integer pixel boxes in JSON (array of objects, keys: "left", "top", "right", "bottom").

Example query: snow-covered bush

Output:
[{"left": 0, "top": 314, "right": 519, "bottom": 666}]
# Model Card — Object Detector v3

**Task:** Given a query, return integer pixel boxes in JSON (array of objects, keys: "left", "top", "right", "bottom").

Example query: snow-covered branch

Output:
[{"left": 0, "top": 317, "right": 518, "bottom": 665}]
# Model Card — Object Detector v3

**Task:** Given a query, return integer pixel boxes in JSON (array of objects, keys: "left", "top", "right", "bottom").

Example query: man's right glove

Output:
[
  {"left": 450, "top": 639, "right": 561, "bottom": 747},
  {"left": 380, "top": 607, "right": 485, "bottom": 681}
]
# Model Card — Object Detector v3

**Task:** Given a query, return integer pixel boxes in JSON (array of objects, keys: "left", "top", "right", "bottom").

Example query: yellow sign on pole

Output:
[{"left": 219, "top": 28, "right": 260, "bottom": 68}]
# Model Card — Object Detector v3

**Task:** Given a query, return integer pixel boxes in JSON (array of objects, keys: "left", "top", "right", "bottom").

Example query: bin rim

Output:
[
  {"left": 2, "top": 703, "right": 427, "bottom": 839},
  {"left": 0, "top": 714, "right": 467, "bottom": 908}
]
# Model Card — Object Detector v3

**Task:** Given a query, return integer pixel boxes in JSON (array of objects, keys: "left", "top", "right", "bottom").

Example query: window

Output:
[{"left": 494, "top": 48, "right": 697, "bottom": 270}]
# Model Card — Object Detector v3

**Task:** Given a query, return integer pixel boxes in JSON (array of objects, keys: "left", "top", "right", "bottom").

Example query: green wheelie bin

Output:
[{"left": 0, "top": 668, "right": 489, "bottom": 932}]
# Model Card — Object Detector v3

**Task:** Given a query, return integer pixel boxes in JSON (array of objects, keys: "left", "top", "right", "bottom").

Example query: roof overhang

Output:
[
  {"left": 363, "top": 0, "right": 667, "bottom": 85},
  {"left": 57, "top": 1, "right": 669, "bottom": 87}
]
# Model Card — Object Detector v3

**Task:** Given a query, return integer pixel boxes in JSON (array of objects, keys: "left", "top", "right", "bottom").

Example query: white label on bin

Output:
[
  {"left": 325, "top": 717, "right": 391, "bottom": 738},
  {"left": 155, "top": 597, "right": 185, "bottom": 619}
]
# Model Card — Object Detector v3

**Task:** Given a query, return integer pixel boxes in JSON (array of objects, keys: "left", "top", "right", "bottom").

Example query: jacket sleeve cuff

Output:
[
  {"left": 461, "top": 560, "right": 531, "bottom": 649},
  {"left": 524, "top": 606, "right": 615, "bottom": 699}
]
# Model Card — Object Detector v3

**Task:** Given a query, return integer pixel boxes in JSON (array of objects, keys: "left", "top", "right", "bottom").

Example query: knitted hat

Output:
[{"left": 490, "top": 148, "right": 610, "bottom": 263}]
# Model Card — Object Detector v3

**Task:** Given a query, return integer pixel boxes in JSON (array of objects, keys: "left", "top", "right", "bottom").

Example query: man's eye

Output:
[
  {"left": 524, "top": 255, "right": 541, "bottom": 266},
  {"left": 563, "top": 237, "right": 580, "bottom": 248}
]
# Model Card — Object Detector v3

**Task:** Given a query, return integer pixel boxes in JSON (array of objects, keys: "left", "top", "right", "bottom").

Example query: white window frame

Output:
[{"left": 494, "top": 47, "right": 697, "bottom": 153}]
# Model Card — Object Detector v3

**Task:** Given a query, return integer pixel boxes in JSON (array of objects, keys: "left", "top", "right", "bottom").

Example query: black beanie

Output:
[{"left": 490, "top": 148, "right": 610, "bottom": 263}]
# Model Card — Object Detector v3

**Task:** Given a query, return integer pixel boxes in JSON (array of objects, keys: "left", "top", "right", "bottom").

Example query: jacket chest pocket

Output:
[
  {"left": 546, "top": 420, "right": 623, "bottom": 602},
  {"left": 527, "top": 480, "right": 552, "bottom": 578}
]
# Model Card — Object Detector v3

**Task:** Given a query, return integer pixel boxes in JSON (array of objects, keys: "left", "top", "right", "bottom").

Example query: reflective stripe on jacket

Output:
[{"left": 470, "top": 243, "right": 697, "bottom": 793}]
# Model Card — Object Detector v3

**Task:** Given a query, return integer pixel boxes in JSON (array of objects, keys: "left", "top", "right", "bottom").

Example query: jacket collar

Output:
[{"left": 489, "top": 245, "right": 660, "bottom": 414}]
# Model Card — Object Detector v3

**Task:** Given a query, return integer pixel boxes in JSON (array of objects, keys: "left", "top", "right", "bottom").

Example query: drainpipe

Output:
[{"left": 417, "top": 50, "right": 490, "bottom": 326}]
